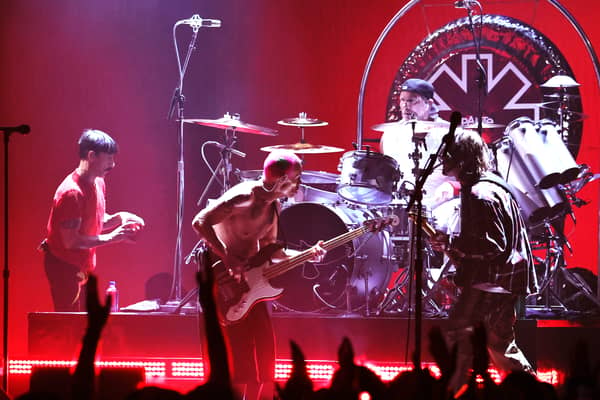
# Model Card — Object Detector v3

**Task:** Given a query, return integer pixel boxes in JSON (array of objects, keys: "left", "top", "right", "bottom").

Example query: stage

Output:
[
  {"left": 22, "top": 311, "right": 600, "bottom": 378},
  {"left": 2, "top": 0, "right": 600, "bottom": 397}
]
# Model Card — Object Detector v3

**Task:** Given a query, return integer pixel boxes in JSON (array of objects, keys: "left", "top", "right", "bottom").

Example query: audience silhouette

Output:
[{"left": 12, "top": 270, "right": 599, "bottom": 400}]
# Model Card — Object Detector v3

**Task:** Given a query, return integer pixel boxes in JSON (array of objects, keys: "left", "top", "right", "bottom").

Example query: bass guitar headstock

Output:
[{"left": 364, "top": 214, "right": 399, "bottom": 232}]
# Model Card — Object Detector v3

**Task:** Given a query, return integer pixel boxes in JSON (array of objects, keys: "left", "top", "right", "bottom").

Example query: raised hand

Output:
[
  {"left": 428, "top": 325, "right": 457, "bottom": 381},
  {"left": 276, "top": 341, "right": 313, "bottom": 400},
  {"left": 85, "top": 274, "right": 112, "bottom": 332},
  {"left": 196, "top": 248, "right": 217, "bottom": 311},
  {"left": 471, "top": 322, "right": 489, "bottom": 377},
  {"left": 72, "top": 273, "right": 112, "bottom": 400}
]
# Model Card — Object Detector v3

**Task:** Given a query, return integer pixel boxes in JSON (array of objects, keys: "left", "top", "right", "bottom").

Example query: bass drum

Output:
[{"left": 273, "top": 202, "right": 393, "bottom": 313}]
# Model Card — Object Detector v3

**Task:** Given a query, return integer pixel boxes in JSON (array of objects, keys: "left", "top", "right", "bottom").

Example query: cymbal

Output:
[
  {"left": 540, "top": 100, "right": 583, "bottom": 107},
  {"left": 541, "top": 75, "right": 580, "bottom": 88},
  {"left": 540, "top": 101, "right": 565, "bottom": 107},
  {"left": 371, "top": 120, "right": 450, "bottom": 133},
  {"left": 278, "top": 112, "right": 328, "bottom": 127},
  {"left": 260, "top": 143, "right": 344, "bottom": 154},
  {"left": 568, "top": 170, "right": 600, "bottom": 193},
  {"left": 539, "top": 105, "right": 589, "bottom": 120},
  {"left": 543, "top": 93, "right": 581, "bottom": 100},
  {"left": 183, "top": 113, "right": 278, "bottom": 136},
  {"left": 463, "top": 122, "right": 505, "bottom": 129}
]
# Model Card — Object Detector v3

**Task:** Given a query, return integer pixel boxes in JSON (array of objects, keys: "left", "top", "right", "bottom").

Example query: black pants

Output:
[
  {"left": 43, "top": 250, "right": 86, "bottom": 312},
  {"left": 446, "top": 287, "right": 533, "bottom": 391},
  {"left": 225, "top": 301, "right": 275, "bottom": 400}
]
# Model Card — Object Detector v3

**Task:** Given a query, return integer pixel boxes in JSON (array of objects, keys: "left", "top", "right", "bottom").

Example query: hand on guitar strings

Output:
[
  {"left": 223, "top": 254, "right": 247, "bottom": 282},
  {"left": 429, "top": 231, "right": 450, "bottom": 253},
  {"left": 309, "top": 240, "right": 326, "bottom": 263},
  {"left": 429, "top": 231, "right": 465, "bottom": 265}
]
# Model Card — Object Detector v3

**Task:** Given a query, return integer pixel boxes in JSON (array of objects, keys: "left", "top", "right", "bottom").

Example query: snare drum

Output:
[
  {"left": 337, "top": 150, "right": 400, "bottom": 205},
  {"left": 237, "top": 169, "right": 340, "bottom": 204}
]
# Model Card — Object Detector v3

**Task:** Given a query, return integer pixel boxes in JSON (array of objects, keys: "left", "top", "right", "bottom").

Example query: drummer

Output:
[{"left": 380, "top": 78, "right": 457, "bottom": 208}]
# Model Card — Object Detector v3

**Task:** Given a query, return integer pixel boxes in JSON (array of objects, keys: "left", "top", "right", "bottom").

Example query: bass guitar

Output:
[{"left": 213, "top": 215, "right": 397, "bottom": 324}]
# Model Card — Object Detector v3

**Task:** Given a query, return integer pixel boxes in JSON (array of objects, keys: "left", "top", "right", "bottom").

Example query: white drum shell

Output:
[
  {"left": 495, "top": 137, "right": 566, "bottom": 226},
  {"left": 536, "top": 119, "right": 580, "bottom": 186},
  {"left": 505, "top": 117, "right": 562, "bottom": 189}
]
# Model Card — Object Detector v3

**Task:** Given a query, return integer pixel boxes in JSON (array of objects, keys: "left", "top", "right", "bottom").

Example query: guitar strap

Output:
[
  {"left": 460, "top": 172, "right": 519, "bottom": 237},
  {"left": 479, "top": 171, "right": 519, "bottom": 204}
]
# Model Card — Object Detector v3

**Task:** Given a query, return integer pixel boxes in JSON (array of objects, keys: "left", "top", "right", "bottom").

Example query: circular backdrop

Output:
[{"left": 386, "top": 14, "right": 583, "bottom": 155}]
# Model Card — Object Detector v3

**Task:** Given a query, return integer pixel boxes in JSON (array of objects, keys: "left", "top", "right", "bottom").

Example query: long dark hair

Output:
[{"left": 450, "top": 128, "right": 492, "bottom": 182}]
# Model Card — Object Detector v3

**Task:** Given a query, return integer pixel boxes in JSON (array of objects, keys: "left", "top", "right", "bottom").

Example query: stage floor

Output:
[{"left": 26, "top": 310, "right": 600, "bottom": 371}]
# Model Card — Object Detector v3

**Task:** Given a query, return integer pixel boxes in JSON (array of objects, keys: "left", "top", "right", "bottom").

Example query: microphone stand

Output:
[
  {"left": 464, "top": 2, "right": 486, "bottom": 136},
  {"left": 1, "top": 126, "right": 28, "bottom": 391},
  {"left": 405, "top": 122, "right": 455, "bottom": 368},
  {"left": 165, "top": 22, "right": 200, "bottom": 307}
]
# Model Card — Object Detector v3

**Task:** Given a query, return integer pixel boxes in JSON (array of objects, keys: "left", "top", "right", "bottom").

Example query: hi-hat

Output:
[
  {"left": 371, "top": 120, "right": 449, "bottom": 133},
  {"left": 278, "top": 112, "right": 328, "bottom": 127},
  {"left": 541, "top": 75, "right": 580, "bottom": 88},
  {"left": 183, "top": 113, "right": 278, "bottom": 136},
  {"left": 261, "top": 143, "right": 344, "bottom": 154},
  {"left": 463, "top": 122, "right": 505, "bottom": 129}
]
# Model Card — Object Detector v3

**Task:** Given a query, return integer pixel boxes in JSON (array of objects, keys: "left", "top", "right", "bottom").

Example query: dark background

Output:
[{"left": 0, "top": 0, "right": 598, "bottom": 355}]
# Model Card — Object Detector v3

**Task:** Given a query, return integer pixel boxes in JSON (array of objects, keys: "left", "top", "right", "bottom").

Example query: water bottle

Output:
[{"left": 106, "top": 281, "right": 119, "bottom": 312}]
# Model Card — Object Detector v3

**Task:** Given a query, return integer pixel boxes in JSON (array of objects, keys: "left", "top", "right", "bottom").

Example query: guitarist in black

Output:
[
  {"left": 430, "top": 128, "right": 538, "bottom": 393},
  {"left": 192, "top": 150, "right": 325, "bottom": 400}
]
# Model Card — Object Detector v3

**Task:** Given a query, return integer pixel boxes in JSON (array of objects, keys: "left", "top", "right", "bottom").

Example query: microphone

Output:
[
  {"left": 0, "top": 125, "right": 30, "bottom": 135},
  {"left": 177, "top": 14, "right": 221, "bottom": 30},
  {"left": 208, "top": 141, "right": 246, "bottom": 158},
  {"left": 454, "top": 0, "right": 478, "bottom": 9},
  {"left": 443, "top": 111, "right": 462, "bottom": 147}
]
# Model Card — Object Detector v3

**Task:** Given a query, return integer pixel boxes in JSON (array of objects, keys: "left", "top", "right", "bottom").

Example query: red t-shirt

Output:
[{"left": 46, "top": 170, "right": 106, "bottom": 272}]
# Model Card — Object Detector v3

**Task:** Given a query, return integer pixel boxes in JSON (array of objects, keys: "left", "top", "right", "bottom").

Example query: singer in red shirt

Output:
[{"left": 41, "top": 129, "right": 145, "bottom": 311}]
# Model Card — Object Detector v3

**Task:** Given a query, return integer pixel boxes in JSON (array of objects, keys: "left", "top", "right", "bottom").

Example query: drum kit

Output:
[{"left": 185, "top": 74, "right": 598, "bottom": 316}]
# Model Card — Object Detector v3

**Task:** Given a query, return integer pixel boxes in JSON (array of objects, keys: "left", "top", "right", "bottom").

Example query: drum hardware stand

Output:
[
  {"left": 408, "top": 123, "right": 426, "bottom": 180},
  {"left": 459, "top": 0, "right": 487, "bottom": 136},
  {"left": 546, "top": 85, "right": 578, "bottom": 143},
  {"left": 420, "top": 257, "right": 455, "bottom": 317},
  {"left": 527, "top": 222, "right": 600, "bottom": 315},
  {"left": 197, "top": 122, "right": 247, "bottom": 206},
  {"left": 170, "top": 241, "right": 209, "bottom": 314},
  {"left": 334, "top": 255, "right": 370, "bottom": 317},
  {"left": 355, "top": 255, "right": 375, "bottom": 316},
  {"left": 375, "top": 245, "right": 450, "bottom": 317},
  {"left": 376, "top": 217, "right": 414, "bottom": 315}
]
